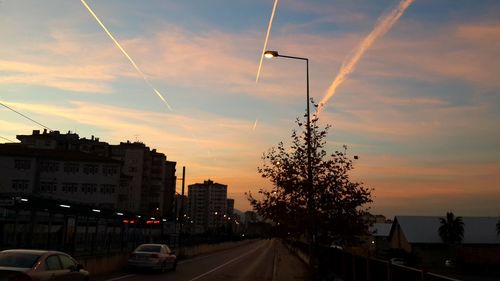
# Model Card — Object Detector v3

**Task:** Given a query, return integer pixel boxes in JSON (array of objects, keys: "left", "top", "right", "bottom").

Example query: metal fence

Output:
[
  {"left": 0, "top": 195, "right": 248, "bottom": 258},
  {"left": 0, "top": 206, "right": 172, "bottom": 257},
  {"left": 287, "top": 240, "right": 461, "bottom": 281}
]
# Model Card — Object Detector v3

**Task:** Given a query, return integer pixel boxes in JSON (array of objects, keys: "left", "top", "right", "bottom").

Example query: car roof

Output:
[
  {"left": 1, "top": 249, "right": 67, "bottom": 256},
  {"left": 137, "top": 244, "right": 166, "bottom": 247}
]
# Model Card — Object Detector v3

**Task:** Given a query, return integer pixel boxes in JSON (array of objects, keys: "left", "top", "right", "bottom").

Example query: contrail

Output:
[
  {"left": 256, "top": 0, "right": 279, "bottom": 82},
  {"left": 80, "top": 0, "right": 172, "bottom": 111},
  {"left": 252, "top": 118, "right": 258, "bottom": 131},
  {"left": 317, "top": 0, "right": 413, "bottom": 115}
]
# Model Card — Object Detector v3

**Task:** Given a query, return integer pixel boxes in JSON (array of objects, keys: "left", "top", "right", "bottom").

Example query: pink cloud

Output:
[
  {"left": 354, "top": 22, "right": 500, "bottom": 87},
  {"left": 456, "top": 23, "right": 500, "bottom": 42}
]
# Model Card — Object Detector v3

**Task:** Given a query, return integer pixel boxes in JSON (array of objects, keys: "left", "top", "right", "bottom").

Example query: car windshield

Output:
[
  {"left": 0, "top": 253, "right": 41, "bottom": 268},
  {"left": 135, "top": 245, "right": 161, "bottom": 253}
]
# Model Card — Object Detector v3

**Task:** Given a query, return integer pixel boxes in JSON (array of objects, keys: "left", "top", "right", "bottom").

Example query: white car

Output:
[
  {"left": 0, "top": 249, "right": 89, "bottom": 281},
  {"left": 390, "top": 258, "right": 406, "bottom": 266},
  {"left": 128, "top": 244, "right": 177, "bottom": 272}
]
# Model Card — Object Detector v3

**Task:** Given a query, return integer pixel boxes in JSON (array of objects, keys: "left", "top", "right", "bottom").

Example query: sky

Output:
[{"left": 1, "top": 0, "right": 499, "bottom": 218}]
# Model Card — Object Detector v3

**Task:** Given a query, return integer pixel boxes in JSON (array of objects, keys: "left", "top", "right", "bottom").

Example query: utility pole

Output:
[{"left": 178, "top": 166, "right": 186, "bottom": 247}]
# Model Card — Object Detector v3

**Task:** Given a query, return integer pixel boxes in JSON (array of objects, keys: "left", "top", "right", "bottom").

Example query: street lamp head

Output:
[{"left": 264, "top": 50, "right": 279, "bottom": 59}]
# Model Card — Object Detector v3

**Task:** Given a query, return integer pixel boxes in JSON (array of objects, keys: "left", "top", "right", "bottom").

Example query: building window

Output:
[
  {"left": 61, "top": 182, "right": 78, "bottom": 193},
  {"left": 12, "top": 179, "right": 29, "bottom": 190},
  {"left": 83, "top": 164, "right": 98, "bottom": 175},
  {"left": 100, "top": 184, "right": 116, "bottom": 194},
  {"left": 63, "top": 163, "right": 79, "bottom": 173},
  {"left": 40, "top": 161, "right": 59, "bottom": 172},
  {"left": 14, "top": 159, "right": 31, "bottom": 170},
  {"left": 40, "top": 181, "right": 57, "bottom": 193},
  {"left": 102, "top": 165, "right": 117, "bottom": 176},
  {"left": 81, "top": 183, "right": 97, "bottom": 193}
]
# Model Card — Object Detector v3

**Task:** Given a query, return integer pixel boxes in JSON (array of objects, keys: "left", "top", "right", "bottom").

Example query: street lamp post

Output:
[{"left": 264, "top": 50, "right": 314, "bottom": 239}]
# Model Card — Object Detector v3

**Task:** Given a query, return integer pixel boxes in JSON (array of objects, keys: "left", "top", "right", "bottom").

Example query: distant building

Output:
[
  {"left": 244, "top": 211, "right": 258, "bottom": 224},
  {"left": 108, "top": 142, "right": 177, "bottom": 216},
  {"left": 0, "top": 144, "right": 121, "bottom": 208},
  {"left": 227, "top": 198, "right": 234, "bottom": 217},
  {"left": 110, "top": 142, "right": 146, "bottom": 212},
  {"left": 370, "top": 223, "right": 392, "bottom": 258},
  {"left": 163, "top": 161, "right": 177, "bottom": 218},
  {"left": 187, "top": 180, "right": 227, "bottom": 233},
  {"left": 388, "top": 216, "right": 500, "bottom": 267}
]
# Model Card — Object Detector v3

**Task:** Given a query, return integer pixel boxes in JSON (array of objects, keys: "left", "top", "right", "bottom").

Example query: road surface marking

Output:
[
  {"left": 178, "top": 239, "right": 259, "bottom": 265},
  {"left": 188, "top": 242, "right": 265, "bottom": 281},
  {"left": 104, "top": 274, "right": 136, "bottom": 281},
  {"left": 272, "top": 241, "right": 278, "bottom": 281}
]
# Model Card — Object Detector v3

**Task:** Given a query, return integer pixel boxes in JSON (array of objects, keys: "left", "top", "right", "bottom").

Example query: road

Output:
[{"left": 94, "top": 239, "right": 309, "bottom": 281}]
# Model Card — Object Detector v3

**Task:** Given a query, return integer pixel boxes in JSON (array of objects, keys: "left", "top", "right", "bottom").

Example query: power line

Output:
[
  {"left": 0, "top": 135, "right": 15, "bottom": 143},
  {"left": 0, "top": 101, "right": 52, "bottom": 131}
]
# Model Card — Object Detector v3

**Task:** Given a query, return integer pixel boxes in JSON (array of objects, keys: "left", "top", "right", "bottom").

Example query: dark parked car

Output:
[
  {"left": 0, "top": 249, "right": 89, "bottom": 281},
  {"left": 128, "top": 243, "right": 177, "bottom": 272}
]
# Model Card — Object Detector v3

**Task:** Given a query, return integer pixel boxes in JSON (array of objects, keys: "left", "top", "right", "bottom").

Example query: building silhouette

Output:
[
  {"left": 0, "top": 130, "right": 176, "bottom": 216},
  {"left": 187, "top": 180, "right": 228, "bottom": 234}
]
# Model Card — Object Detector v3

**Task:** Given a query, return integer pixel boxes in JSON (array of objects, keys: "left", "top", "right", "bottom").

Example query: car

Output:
[
  {"left": 390, "top": 257, "right": 407, "bottom": 266},
  {"left": 127, "top": 243, "right": 177, "bottom": 272},
  {"left": 444, "top": 258, "right": 455, "bottom": 267},
  {"left": 0, "top": 249, "right": 89, "bottom": 281}
]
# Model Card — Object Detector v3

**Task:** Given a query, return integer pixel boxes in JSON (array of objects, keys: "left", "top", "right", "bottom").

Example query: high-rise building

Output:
[
  {"left": 163, "top": 161, "right": 177, "bottom": 218},
  {"left": 110, "top": 142, "right": 147, "bottom": 212},
  {"left": 227, "top": 198, "right": 235, "bottom": 217},
  {"left": 187, "top": 180, "right": 227, "bottom": 233},
  {"left": 109, "top": 142, "right": 176, "bottom": 216}
]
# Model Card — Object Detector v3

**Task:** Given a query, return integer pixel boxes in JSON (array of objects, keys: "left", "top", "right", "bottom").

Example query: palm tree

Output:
[{"left": 438, "top": 212, "right": 464, "bottom": 245}]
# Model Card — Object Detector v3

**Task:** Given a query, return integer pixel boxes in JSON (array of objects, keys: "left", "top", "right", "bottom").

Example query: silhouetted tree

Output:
[
  {"left": 438, "top": 212, "right": 464, "bottom": 245},
  {"left": 247, "top": 103, "right": 372, "bottom": 245}
]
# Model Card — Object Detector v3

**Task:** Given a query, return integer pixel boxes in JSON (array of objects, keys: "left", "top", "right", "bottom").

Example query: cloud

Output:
[
  {"left": 355, "top": 154, "right": 500, "bottom": 216},
  {"left": 0, "top": 30, "right": 121, "bottom": 93},
  {"left": 456, "top": 23, "right": 500, "bottom": 42},
  {"left": 4, "top": 99, "right": 276, "bottom": 169},
  {"left": 354, "top": 22, "right": 500, "bottom": 88}
]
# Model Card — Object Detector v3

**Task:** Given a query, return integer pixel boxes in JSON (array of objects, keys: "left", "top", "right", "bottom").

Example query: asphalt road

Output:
[{"left": 95, "top": 239, "right": 280, "bottom": 281}]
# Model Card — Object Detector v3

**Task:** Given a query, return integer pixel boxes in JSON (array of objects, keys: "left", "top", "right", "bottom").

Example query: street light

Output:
[
  {"left": 265, "top": 49, "right": 315, "bottom": 251},
  {"left": 264, "top": 49, "right": 313, "bottom": 212},
  {"left": 264, "top": 50, "right": 279, "bottom": 58}
]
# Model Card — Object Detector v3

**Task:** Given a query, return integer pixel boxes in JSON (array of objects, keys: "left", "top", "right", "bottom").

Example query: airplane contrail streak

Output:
[
  {"left": 256, "top": 0, "right": 279, "bottom": 82},
  {"left": 80, "top": 0, "right": 172, "bottom": 111},
  {"left": 252, "top": 118, "right": 258, "bottom": 131},
  {"left": 316, "top": 0, "right": 413, "bottom": 115}
]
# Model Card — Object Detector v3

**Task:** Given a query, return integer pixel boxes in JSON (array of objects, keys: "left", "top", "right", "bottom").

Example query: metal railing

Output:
[{"left": 286, "top": 240, "right": 461, "bottom": 281}]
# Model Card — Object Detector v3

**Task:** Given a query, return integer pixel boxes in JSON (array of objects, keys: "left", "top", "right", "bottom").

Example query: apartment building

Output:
[
  {"left": 188, "top": 180, "right": 227, "bottom": 233},
  {"left": 0, "top": 144, "right": 121, "bottom": 208},
  {"left": 8, "top": 130, "right": 176, "bottom": 216}
]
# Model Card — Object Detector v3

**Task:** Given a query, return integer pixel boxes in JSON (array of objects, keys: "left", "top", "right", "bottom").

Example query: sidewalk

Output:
[{"left": 275, "top": 240, "right": 312, "bottom": 281}]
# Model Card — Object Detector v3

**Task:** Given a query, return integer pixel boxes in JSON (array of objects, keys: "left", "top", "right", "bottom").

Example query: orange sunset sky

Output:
[{"left": 1, "top": 0, "right": 499, "bottom": 217}]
